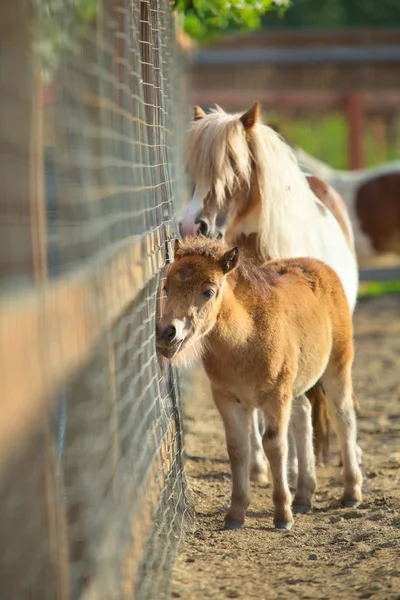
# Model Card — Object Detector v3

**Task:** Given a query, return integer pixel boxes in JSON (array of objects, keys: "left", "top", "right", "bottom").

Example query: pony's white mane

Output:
[
  {"left": 186, "top": 106, "right": 252, "bottom": 206},
  {"left": 186, "top": 106, "right": 322, "bottom": 260}
]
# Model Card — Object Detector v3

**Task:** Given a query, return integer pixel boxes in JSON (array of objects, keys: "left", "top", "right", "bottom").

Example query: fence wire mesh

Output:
[{"left": 0, "top": 1, "right": 193, "bottom": 599}]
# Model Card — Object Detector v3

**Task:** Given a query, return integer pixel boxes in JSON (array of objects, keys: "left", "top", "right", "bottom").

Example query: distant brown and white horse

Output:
[
  {"left": 156, "top": 237, "right": 363, "bottom": 530},
  {"left": 294, "top": 147, "right": 400, "bottom": 264},
  {"left": 179, "top": 102, "right": 361, "bottom": 492}
]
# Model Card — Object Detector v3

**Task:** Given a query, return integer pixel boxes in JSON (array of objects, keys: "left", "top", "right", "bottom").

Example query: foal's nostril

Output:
[
  {"left": 216, "top": 231, "right": 224, "bottom": 240},
  {"left": 198, "top": 219, "right": 209, "bottom": 236},
  {"left": 165, "top": 324, "right": 176, "bottom": 342}
]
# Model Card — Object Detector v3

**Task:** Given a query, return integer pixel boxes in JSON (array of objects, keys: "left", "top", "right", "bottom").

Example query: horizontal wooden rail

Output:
[
  {"left": 359, "top": 266, "right": 400, "bottom": 282},
  {"left": 191, "top": 90, "right": 400, "bottom": 112},
  {"left": 0, "top": 225, "right": 169, "bottom": 470}
]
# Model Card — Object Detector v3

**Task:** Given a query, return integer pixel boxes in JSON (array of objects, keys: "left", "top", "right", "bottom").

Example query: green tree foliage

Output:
[
  {"left": 174, "top": 0, "right": 290, "bottom": 42},
  {"left": 261, "top": 0, "right": 400, "bottom": 28}
]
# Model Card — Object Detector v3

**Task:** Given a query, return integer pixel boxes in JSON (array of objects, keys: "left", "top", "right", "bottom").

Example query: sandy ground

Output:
[{"left": 172, "top": 294, "right": 400, "bottom": 600}]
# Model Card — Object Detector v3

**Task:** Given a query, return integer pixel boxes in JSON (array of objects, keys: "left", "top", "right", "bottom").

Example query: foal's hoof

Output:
[
  {"left": 224, "top": 520, "right": 244, "bottom": 530},
  {"left": 292, "top": 504, "right": 311, "bottom": 515},
  {"left": 342, "top": 499, "right": 361, "bottom": 509},
  {"left": 274, "top": 520, "right": 293, "bottom": 531}
]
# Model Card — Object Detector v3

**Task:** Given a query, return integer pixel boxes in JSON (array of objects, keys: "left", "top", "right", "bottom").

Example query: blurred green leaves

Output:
[
  {"left": 174, "top": 0, "right": 290, "bottom": 42},
  {"left": 35, "top": 0, "right": 98, "bottom": 80},
  {"left": 261, "top": 0, "right": 400, "bottom": 28}
]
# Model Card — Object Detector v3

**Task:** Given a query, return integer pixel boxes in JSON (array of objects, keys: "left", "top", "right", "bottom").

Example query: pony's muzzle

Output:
[
  {"left": 179, "top": 220, "right": 200, "bottom": 238},
  {"left": 156, "top": 316, "right": 186, "bottom": 358}
]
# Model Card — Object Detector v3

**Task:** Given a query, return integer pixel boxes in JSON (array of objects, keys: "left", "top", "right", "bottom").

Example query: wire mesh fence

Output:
[{"left": 0, "top": 1, "right": 193, "bottom": 598}]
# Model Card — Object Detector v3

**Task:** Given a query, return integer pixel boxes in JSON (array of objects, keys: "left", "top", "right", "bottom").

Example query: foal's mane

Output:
[
  {"left": 175, "top": 236, "right": 279, "bottom": 289},
  {"left": 175, "top": 235, "right": 229, "bottom": 262},
  {"left": 186, "top": 106, "right": 321, "bottom": 260}
]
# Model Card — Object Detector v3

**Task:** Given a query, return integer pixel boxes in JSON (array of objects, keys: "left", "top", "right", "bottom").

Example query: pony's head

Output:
[
  {"left": 180, "top": 103, "right": 261, "bottom": 242},
  {"left": 179, "top": 101, "right": 313, "bottom": 260},
  {"left": 156, "top": 237, "right": 239, "bottom": 363}
]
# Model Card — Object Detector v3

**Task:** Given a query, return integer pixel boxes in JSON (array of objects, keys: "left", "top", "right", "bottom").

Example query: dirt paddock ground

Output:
[{"left": 172, "top": 294, "right": 400, "bottom": 600}]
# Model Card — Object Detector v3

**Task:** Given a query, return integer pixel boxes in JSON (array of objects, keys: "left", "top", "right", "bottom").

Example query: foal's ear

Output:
[
  {"left": 174, "top": 238, "right": 182, "bottom": 259},
  {"left": 193, "top": 105, "right": 206, "bottom": 121},
  {"left": 240, "top": 101, "right": 260, "bottom": 131},
  {"left": 220, "top": 247, "right": 239, "bottom": 274}
]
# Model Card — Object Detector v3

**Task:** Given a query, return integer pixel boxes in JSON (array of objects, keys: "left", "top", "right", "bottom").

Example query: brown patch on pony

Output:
[
  {"left": 355, "top": 173, "right": 400, "bottom": 254},
  {"left": 306, "top": 175, "right": 354, "bottom": 252}
]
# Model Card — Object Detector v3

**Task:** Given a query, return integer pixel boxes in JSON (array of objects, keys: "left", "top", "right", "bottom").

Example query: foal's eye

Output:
[
  {"left": 162, "top": 285, "right": 168, "bottom": 296},
  {"left": 203, "top": 289, "right": 215, "bottom": 300}
]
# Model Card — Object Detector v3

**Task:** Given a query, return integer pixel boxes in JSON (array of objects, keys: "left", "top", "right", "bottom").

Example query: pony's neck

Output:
[
  {"left": 238, "top": 172, "right": 323, "bottom": 261},
  {"left": 240, "top": 125, "right": 334, "bottom": 261}
]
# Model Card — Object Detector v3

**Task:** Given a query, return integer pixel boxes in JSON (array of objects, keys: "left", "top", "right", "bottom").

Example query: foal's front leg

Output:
[
  {"left": 212, "top": 388, "right": 251, "bottom": 529},
  {"left": 261, "top": 391, "right": 293, "bottom": 530}
]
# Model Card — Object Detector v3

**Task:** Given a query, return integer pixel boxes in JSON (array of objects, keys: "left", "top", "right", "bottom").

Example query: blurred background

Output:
[
  {"left": 186, "top": 0, "right": 400, "bottom": 170},
  {"left": 0, "top": 1, "right": 399, "bottom": 599}
]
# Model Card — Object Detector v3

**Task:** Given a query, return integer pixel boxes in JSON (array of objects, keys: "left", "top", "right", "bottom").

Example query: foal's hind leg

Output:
[
  {"left": 291, "top": 394, "right": 317, "bottom": 513},
  {"left": 321, "top": 366, "right": 363, "bottom": 507},
  {"left": 250, "top": 409, "right": 269, "bottom": 484},
  {"left": 212, "top": 388, "right": 251, "bottom": 529}
]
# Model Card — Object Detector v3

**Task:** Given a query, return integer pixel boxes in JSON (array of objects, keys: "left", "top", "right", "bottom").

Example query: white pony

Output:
[{"left": 179, "top": 102, "right": 360, "bottom": 512}]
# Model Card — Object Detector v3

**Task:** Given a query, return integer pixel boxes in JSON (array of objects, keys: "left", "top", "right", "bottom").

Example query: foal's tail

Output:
[{"left": 306, "top": 382, "right": 330, "bottom": 467}]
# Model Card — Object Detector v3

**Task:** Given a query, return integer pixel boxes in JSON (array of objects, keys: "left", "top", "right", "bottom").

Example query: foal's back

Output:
[
  {"left": 209, "top": 253, "right": 353, "bottom": 399},
  {"left": 237, "top": 251, "right": 352, "bottom": 337}
]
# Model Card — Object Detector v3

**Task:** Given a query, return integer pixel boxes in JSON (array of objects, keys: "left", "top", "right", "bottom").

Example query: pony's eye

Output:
[
  {"left": 162, "top": 285, "right": 168, "bottom": 296},
  {"left": 203, "top": 289, "right": 215, "bottom": 300}
]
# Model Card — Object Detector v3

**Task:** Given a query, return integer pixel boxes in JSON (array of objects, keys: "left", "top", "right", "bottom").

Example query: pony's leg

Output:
[
  {"left": 287, "top": 418, "right": 298, "bottom": 490},
  {"left": 291, "top": 394, "right": 317, "bottom": 513},
  {"left": 321, "top": 367, "right": 363, "bottom": 507},
  {"left": 212, "top": 388, "right": 251, "bottom": 529},
  {"left": 261, "top": 392, "right": 293, "bottom": 530},
  {"left": 250, "top": 409, "right": 269, "bottom": 484},
  {"left": 339, "top": 442, "right": 363, "bottom": 467}
]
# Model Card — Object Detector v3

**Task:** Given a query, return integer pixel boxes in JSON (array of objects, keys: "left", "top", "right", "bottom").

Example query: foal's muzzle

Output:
[{"left": 156, "top": 317, "right": 186, "bottom": 359}]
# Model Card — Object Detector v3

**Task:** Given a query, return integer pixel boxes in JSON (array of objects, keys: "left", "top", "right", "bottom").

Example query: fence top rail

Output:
[{"left": 194, "top": 46, "right": 400, "bottom": 67}]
